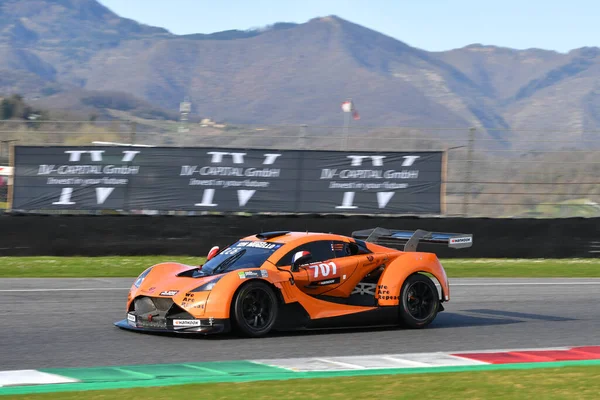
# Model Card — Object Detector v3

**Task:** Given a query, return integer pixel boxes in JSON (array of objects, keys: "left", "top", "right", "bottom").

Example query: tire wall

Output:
[{"left": 0, "top": 215, "right": 598, "bottom": 258}]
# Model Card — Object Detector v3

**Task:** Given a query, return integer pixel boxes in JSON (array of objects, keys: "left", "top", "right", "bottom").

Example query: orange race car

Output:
[{"left": 114, "top": 228, "right": 472, "bottom": 337}]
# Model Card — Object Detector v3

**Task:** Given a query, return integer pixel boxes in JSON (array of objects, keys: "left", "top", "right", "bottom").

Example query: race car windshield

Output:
[{"left": 198, "top": 241, "right": 283, "bottom": 276}]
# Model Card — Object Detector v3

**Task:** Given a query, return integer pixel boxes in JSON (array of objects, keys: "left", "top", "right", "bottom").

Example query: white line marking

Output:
[
  {"left": 0, "top": 288, "right": 130, "bottom": 293},
  {"left": 451, "top": 346, "right": 571, "bottom": 354},
  {"left": 257, "top": 352, "right": 489, "bottom": 372},
  {"left": 380, "top": 356, "right": 430, "bottom": 367},
  {"left": 312, "top": 358, "right": 366, "bottom": 370},
  {"left": 0, "top": 370, "right": 79, "bottom": 387}
]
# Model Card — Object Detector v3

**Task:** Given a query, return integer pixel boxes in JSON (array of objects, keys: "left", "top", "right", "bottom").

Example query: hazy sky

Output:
[{"left": 98, "top": 0, "right": 597, "bottom": 53}]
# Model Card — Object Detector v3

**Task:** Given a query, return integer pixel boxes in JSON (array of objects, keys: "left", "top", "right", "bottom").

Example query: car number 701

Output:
[{"left": 308, "top": 262, "right": 337, "bottom": 278}]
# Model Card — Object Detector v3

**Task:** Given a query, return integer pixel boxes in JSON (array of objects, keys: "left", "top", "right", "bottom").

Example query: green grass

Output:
[
  {"left": 441, "top": 258, "right": 600, "bottom": 278},
  {"left": 0, "top": 256, "right": 201, "bottom": 278},
  {"left": 8, "top": 366, "right": 600, "bottom": 399},
  {"left": 0, "top": 257, "right": 599, "bottom": 278}
]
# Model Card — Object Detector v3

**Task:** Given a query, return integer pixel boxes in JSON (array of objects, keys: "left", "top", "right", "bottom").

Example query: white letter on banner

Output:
[
  {"left": 335, "top": 192, "right": 358, "bottom": 209},
  {"left": 320, "top": 169, "right": 336, "bottom": 179},
  {"left": 96, "top": 188, "right": 115, "bottom": 204},
  {"left": 347, "top": 155, "right": 368, "bottom": 166},
  {"left": 64, "top": 151, "right": 86, "bottom": 162},
  {"left": 237, "top": 190, "right": 256, "bottom": 206},
  {"left": 402, "top": 155, "right": 420, "bottom": 166},
  {"left": 370, "top": 156, "right": 385, "bottom": 166},
  {"left": 194, "top": 189, "right": 218, "bottom": 207},
  {"left": 207, "top": 152, "right": 227, "bottom": 163},
  {"left": 230, "top": 153, "right": 246, "bottom": 164},
  {"left": 88, "top": 151, "right": 105, "bottom": 162},
  {"left": 121, "top": 151, "right": 140, "bottom": 162},
  {"left": 262, "top": 154, "right": 281, "bottom": 165},
  {"left": 377, "top": 192, "right": 394, "bottom": 208},
  {"left": 53, "top": 188, "right": 75, "bottom": 205}
]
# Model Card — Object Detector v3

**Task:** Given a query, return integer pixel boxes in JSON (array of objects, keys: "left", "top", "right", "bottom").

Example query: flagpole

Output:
[{"left": 343, "top": 98, "right": 351, "bottom": 150}]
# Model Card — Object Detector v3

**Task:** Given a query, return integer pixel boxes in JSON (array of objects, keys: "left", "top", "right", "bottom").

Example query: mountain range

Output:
[{"left": 1, "top": 0, "right": 600, "bottom": 141}]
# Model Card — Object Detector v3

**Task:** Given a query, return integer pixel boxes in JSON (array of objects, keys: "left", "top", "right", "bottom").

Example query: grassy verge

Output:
[
  {"left": 0, "top": 256, "right": 201, "bottom": 278},
  {"left": 441, "top": 258, "right": 600, "bottom": 278},
  {"left": 0, "top": 257, "right": 599, "bottom": 278},
  {"left": 8, "top": 366, "right": 600, "bottom": 399}
]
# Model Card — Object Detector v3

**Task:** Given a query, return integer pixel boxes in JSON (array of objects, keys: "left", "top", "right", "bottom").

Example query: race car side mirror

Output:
[
  {"left": 291, "top": 251, "right": 312, "bottom": 272},
  {"left": 207, "top": 246, "right": 220, "bottom": 261}
]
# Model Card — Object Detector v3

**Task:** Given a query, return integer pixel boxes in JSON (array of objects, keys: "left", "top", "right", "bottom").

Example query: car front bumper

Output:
[{"left": 114, "top": 312, "right": 230, "bottom": 335}]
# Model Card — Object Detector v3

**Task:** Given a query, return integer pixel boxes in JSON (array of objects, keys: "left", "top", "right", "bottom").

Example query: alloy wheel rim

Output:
[
  {"left": 241, "top": 288, "right": 272, "bottom": 329},
  {"left": 406, "top": 281, "right": 436, "bottom": 320}
]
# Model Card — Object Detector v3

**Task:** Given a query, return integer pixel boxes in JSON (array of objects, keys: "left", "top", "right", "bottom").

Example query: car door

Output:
[{"left": 276, "top": 240, "right": 358, "bottom": 296}]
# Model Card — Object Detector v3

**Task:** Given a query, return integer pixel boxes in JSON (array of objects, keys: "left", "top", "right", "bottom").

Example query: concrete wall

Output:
[{"left": 0, "top": 215, "right": 597, "bottom": 258}]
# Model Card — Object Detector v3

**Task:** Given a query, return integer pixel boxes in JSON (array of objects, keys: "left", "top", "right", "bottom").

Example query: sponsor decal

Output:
[
  {"left": 173, "top": 319, "right": 201, "bottom": 327},
  {"left": 331, "top": 243, "right": 345, "bottom": 252},
  {"left": 235, "top": 241, "right": 280, "bottom": 249},
  {"left": 377, "top": 285, "right": 399, "bottom": 300},
  {"left": 238, "top": 269, "right": 269, "bottom": 279},
  {"left": 309, "top": 277, "right": 341, "bottom": 287},
  {"left": 238, "top": 270, "right": 268, "bottom": 279},
  {"left": 127, "top": 313, "right": 136, "bottom": 324},
  {"left": 160, "top": 290, "right": 179, "bottom": 296},
  {"left": 181, "top": 293, "right": 203, "bottom": 308},
  {"left": 378, "top": 285, "right": 390, "bottom": 295},
  {"left": 449, "top": 236, "right": 472, "bottom": 244}
]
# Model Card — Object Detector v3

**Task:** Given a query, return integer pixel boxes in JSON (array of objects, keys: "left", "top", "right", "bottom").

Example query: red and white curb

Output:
[
  {"left": 255, "top": 345, "right": 600, "bottom": 372},
  {"left": 0, "top": 370, "right": 79, "bottom": 388}
]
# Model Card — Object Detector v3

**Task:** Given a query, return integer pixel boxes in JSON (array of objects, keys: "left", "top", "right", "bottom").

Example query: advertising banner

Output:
[
  {"left": 297, "top": 151, "right": 443, "bottom": 213},
  {"left": 11, "top": 146, "right": 443, "bottom": 214}
]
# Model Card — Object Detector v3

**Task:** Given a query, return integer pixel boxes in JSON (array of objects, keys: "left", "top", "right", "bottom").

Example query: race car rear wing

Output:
[{"left": 351, "top": 227, "right": 473, "bottom": 252}]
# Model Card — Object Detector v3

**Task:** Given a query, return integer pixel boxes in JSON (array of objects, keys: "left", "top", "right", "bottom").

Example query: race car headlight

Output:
[
  {"left": 191, "top": 275, "right": 223, "bottom": 292},
  {"left": 133, "top": 267, "right": 153, "bottom": 288}
]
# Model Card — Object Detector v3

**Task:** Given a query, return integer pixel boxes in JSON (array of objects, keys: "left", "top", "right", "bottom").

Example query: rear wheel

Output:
[
  {"left": 398, "top": 274, "right": 439, "bottom": 328},
  {"left": 232, "top": 281, "right": 278, "bottom": 337}
]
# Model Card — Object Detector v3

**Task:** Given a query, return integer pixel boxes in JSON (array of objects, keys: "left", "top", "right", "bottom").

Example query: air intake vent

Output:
[{"left": 255, "top": 231, "right": 290, "bottom": 240}]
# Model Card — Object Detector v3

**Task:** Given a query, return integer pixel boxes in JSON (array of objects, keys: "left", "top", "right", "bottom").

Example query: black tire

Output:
[
  {"left": 231, "top": 280, "right": 278, "bottom": 337},
  {"left": 398, "top": 274, "right": 440, "bottom": 329}
]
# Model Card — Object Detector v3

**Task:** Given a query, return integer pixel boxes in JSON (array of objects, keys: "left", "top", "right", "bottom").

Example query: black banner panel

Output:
[
  {"left": 297, "top": 151, "right": 442, "bottom": 214},
  {"left": 12, "top": 146, "right": 443, "bottom": 214}
]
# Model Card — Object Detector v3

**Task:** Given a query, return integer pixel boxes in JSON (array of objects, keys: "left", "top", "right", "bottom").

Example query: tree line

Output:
[{"left": 0, "top": 94, "right": 47, "bottom": 121}]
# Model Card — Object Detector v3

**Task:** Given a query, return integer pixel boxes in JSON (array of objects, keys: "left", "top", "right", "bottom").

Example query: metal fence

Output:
[{"left": 1, "top": 119, "right": 599, "bottom": 218}]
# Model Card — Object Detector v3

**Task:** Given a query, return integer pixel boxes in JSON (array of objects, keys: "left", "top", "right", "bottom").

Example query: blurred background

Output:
[{"left": 1, "top": 0, "right": 599, "bottom": 218}]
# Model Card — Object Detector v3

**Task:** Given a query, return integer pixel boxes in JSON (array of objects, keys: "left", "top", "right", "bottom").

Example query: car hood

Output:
[{"left": 135, "top": 262, "right": 221, "bottom": 298}]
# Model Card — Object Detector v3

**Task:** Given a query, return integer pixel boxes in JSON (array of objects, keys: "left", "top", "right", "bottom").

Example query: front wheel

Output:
[
  {"left": 232, "top": 281, "right": 278, "bottom": 337},
  {"left": 398, "top": 274, "right": 440, "bottom": 329}
]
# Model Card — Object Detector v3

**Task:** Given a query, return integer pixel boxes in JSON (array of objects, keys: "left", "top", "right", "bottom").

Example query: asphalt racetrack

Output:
[{"left": 1, "top": 278, "right": 599, "bottom": 370}]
